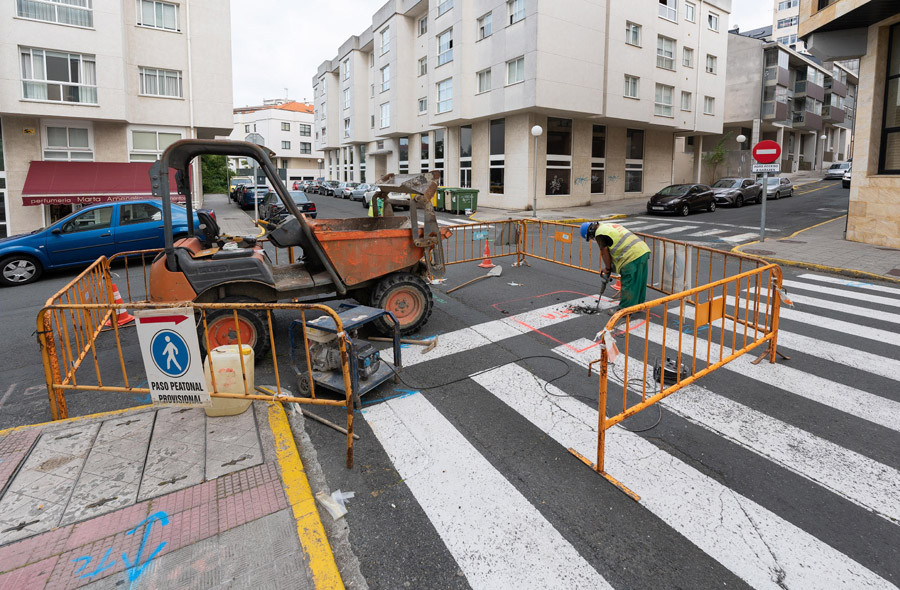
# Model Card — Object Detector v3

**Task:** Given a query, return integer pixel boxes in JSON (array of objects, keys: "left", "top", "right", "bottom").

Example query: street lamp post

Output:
[
  {"left": 318, "top": 158, "right": 323, "bottom": 179},
  {"left": 736, "top": 134, "right": 747, "bottom": 177},
  {"left": 819, "top": 133, "right": 827, "bottom": 170},
  {"left": 531, "top": 125, "right": 543, "bottom": 218}
]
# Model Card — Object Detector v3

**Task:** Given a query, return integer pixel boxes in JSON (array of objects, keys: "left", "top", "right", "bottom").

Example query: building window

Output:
[
  {"left": 136, "top": 0, "right": 178, "bottom": 31},
  {"left": 437, "top": 78, "right": 453, "bottom": 113},
  {"left": 419, "top": 57, "right": 427, "bottom": 77},
  {"left": 625, "top": 129, "right": 644, "bottom": 193},
  {"left": 399, "top": 137, "right": 409, "bottom": 174},
  {"left": 654, "top": 84, "right": 674, "bottom": 117},
  {"left": 704, "top": 95, "right": 715, "bottom": 114},
  {"left": 489, "top": 119, "right": 504, "bottom": 194},
  {"left": 282, "top": 140, "right": 291, "bottom": 149},
  {"left": 434, "top": 129, "right": 445, "bottom": 183},
  {"left": 370, "top": 84, "right": 374, "bottom": 97},
  {"left": 438, "top": 0, "right": 452, "bottom": 16},
  {"left": 381, "top": 65, "right": 390, "bottom": 92},
  {"left": 300, "top": 143, "right": 311, "bottom": 154},
  {"left": 459, "top": 125, "right": 472, "bottom": 187},
  {"left": 437, "top": 29, "right": 453, "bottom": 66},
  {"left": 681, "top": 90, "right": 692, "bottom": 111},
  {"left": 776, "top": 16, "right": 799, "bottom": 29},
  {"left": 139, "top": 67, "right": 182, "bottom": 98},
  {"left": 508, "top": 0, "right": 524, "bottom": 25},
  {"left": 657, "top": 36, "right": 675, "bottom": 70},
  {"left": 343, "top": 118, "right": 350, "bottom": 138},
  {"left": 777, "top": 34, "right": 798, "bottom": 45},
  {"left": 778, "top": 0, "right": 798, "bottom": 9},
  {"left": 683, "top": 47, "right": 694, "bottom": 68},
  {"left": 359, "top": 145, "right": 366, "bottom": 181},
  {"left": 281, "top": 122, "right": 290, "bottom": 131},
  {"left": 380, "top": 27, "right": 390, "bottom": 54},
  {"left": 20, "top": 47, "right": 97, "bottom": 104},
  {"left": 708, "top": 12, "right": 719, "bottom": 31},
  {"left": 659, "top": 0, "right": 677, "bottom": 22},
  {"left": 370, "top": 115, "right": 375, "bottom": 128},
  {"left": 129, "top": 129, "right": 180, "bottom": 161},
  {"left": 624, "top": 75, "right": 639, "bottom": 99},
  {"left": 418, "top": 16, "right": 427, "bottom": 36},
  {"left": 380, "top": 103, "right": 390, "bottom": 128},
  {"left": 421, "top": 134, "right": 430, "bottom": 166},
  {"left": 879, "top": 23, "right": 900, "bottom": 173},
  {"left": 43, "top": 124, "right": 93, "bottom": 160},
  {"left": 685, "top": 2, "right": 695, "bottom": 22},
  {"left": 18, "top": 0, "right": 93, "bottom": 27},
  {"left": 417, "top": 96, "right": 428, "bottom": 114},
  {"left": 477, "top": 13, "right": 492, "bottom": 40},
  {"left": 477, "top": 69, "right": 491, "bottom": 94},
  {"left": 626, "top": 22, "right": 641, "bottom": 46},
  {"left": 342, "top": 59, "right": 350, "bottom": 80},
  {"left": 545, "top": 117, "right": 572, "bottom": 195},
  {"left": 506, "top": 57, "right": 524, "bottom": 85},
  {"left": 591, "top": 125, "right": 605, "bottom": 194},
  {"left": 343, "top": 87, "right": 350, "bottom": 108},
  {"left": 706, "top": 54, "right": 717, "bottom": 74},
  {"left": 244, "top": 124, "right": 250, "bottom": 133},
  {"left": 299, "top": 124, "right": 311, "bottom": 136},
  {"left": 370, "top": 53, "right": 374, "bottom": 68}
]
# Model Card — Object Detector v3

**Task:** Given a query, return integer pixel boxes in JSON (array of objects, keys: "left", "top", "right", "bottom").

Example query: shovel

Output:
[{"left": 447, "top": 266, "right": 503, "bottom": 293}]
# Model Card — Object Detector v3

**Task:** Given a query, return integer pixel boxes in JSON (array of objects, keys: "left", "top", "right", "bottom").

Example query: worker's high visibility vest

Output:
[
  {"left": 367, "top": 197, "right": 384, "bottom": 218},
  {"left": 594, "top": 223, "right": 651, "bottom": 270}
]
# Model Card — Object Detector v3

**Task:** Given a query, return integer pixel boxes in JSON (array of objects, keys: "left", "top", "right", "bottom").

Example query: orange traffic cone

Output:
[
  {"left": 612, "top": 277, "right": 621, "bottom": 292},
  {"left": 478, "top": 240, "right": 495, "bottom": 269},
  {"left": 104, "top": 283, "right": 135, "bottom": 327}
]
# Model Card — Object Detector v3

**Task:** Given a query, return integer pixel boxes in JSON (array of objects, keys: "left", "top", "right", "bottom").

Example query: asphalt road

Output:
[{"left": 2, "top": 180, "right": 898, "bottom": 588}]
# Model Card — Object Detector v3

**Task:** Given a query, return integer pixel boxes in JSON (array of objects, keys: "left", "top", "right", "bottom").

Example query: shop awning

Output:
[{"left": 21, "top": 161, "right": 183, "bottom": 206}]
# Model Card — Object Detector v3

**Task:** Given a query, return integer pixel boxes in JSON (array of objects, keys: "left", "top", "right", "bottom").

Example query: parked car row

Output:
[{"left": 647, "top": 176, "right": 794, "bottom": 216}]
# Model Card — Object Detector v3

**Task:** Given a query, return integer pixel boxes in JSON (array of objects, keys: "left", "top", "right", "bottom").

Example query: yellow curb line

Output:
[
  {"left": 467, "top": 212, "right": 627, "bottom": 224},
  {"left": 0, "top": 404, "right": 155, "bottom": 437},
  {"left": 783, "top": 214, "right": 846, "bottom": 239},
  {"left": 795, "top": 182, "right": 838, "bottom": 195},
  {"left": 268, "top": 403, "right": 344, "bottom": 590}
]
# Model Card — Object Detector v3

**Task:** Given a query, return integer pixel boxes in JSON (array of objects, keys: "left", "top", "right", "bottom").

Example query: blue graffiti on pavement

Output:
[{"left": 71, "top": 511, "right": 169, "bottom": 584}]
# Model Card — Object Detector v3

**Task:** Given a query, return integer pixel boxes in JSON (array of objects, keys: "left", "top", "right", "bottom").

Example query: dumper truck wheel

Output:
[
  {"left": 199, "top": 296, "right": 270, "bottom": 361},
  {"left": 371, "top": 273, "right": 433, "bottom": 336}
]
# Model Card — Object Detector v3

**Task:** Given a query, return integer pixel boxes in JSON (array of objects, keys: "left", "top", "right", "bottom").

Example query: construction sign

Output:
[{"left": 135, "top": 308, "right": 210, "bottom": 407}]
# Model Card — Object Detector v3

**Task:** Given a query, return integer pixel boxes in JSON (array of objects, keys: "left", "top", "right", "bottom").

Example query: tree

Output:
[
  {"left": 702, "top": 132, "right": 733, "bottom": 181},
  {"left": 201, "top": 155, "right": 228, "bottom": 194}
]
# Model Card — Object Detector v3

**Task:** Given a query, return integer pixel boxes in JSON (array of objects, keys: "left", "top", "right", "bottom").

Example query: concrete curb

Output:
[
  {"left": 467, "top": 212, "right": 629, "bottom": 224},
  {"left": 0, "top": 404, "right": 155, "bottom": 437},
  {"left": 268, "top": 403, "right": 346, "bottom": 589}
]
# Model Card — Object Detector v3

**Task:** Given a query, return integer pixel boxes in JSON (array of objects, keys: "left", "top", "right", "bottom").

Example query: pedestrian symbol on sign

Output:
[{"left": 150, "top": 330, "right": 190, "bottom": 378}]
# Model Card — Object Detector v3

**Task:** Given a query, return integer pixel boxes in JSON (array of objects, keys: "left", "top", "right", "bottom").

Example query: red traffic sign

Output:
[{"left": 752, "top": 140, "right": 781, "bottom": 164}]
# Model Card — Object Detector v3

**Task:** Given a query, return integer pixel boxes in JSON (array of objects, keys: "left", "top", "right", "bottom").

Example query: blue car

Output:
[
  {"left": 237, "top": 185, "right": 269, "bottom": 210},
  {"left": 0, "top": 200, "right": 203, "bottom": 287}
]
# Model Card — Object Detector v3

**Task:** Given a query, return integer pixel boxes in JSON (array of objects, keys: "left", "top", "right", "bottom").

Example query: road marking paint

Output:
[
  {"left": 634, "top": 217, "right": 782, "bottom": 231},
  {"left": 781, "top": 279, "right": 900, "bottom": 309},
  {"left": 721, "top": 232, "right": 761, "bottom": 244},
  {"left": 744, "top": 288, "right": 900, "bottom": 325},
  {"left": 363, "top": 393, "right": 614, "bottom": 590},
  {"left": 796, "top": 274, "right": 900, "bottom": 296},
  {"left": 656, "top": 225, "right": 699, "bottom": 235},
  {"left": 381, "top": 294, "right": 612, "bottom": 366},
  {"left": 685, "top": 229, "right": 730, "bottom": 237},
  {"left": 473, "top": 363, "right": 893, "bottom": 590},
  {"left": 556, "top": 340, "right": 900, "bottom": 524},
  {"left": 626, "top": 223, "right": 672, "bottom": 232}
]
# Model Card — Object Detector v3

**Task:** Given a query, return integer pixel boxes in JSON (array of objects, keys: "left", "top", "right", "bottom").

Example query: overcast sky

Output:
[{"left": 230, "top": 0, "right": 774, "bottom": 108}]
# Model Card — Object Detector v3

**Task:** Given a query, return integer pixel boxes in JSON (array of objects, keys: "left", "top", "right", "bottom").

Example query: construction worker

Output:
[
  {"left": 580, "top": 221, "right": 651, "bottom": 314},
  {"left": 367, "top": 194, "right": 384, "bottom": 217}
]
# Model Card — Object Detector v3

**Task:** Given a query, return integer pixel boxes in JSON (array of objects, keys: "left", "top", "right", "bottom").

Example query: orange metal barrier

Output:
[
  {"left": 443, "top": 220, "right": 524, "bottom": 266},
  {"left": 37, "top": 260, "right": 360, "bottom": 468}
]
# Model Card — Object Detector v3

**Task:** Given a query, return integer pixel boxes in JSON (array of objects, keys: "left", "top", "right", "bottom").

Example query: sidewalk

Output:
[
  {"left": 734, "top": 215, "right": 900, "bottom": 283},
  {"left": 471, "top": 196, "right": 648, "bottom": 223},
  {"left": 203, "top": 193, "right": 260, "bottom": 236},
  {"left": 0, "top": 402, "right": 349, "bottom": 589}
]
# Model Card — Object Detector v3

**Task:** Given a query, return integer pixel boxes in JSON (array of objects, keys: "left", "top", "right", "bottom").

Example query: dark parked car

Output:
[
  {"left": 237, "top": 185, "right": 269, "bottom": 209},
  {"left": 258, "top": 191, "right": 317, "bottom": 222},
  {"left": 711, "top": 178, "right": 762, "bottom": 207},
  {"left": 647, "top": 184, "right": 716, "bottom": 216},
  {"left": 0, "top": 201, "right": 204, "bottom": 286},
  {"left": 322, "top": 180, "right": 341, "bottom": 196},
  {"left": 764, "top": 176, "right": 794, "bottom": 199}
]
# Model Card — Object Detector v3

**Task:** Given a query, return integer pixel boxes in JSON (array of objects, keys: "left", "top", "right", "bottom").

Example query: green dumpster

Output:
[
  {"left": 447, "top": 188, "right": 479, "bottom": 214},
  {"left": 434, "top": 187, "right": 447, "bottom": 211}
]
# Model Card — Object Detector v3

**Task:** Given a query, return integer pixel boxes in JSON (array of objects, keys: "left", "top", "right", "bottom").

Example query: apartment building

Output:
[
  {"left": 313, "top": 0, "right": 731, "bottom": 211},
  {"left": 0, "top": 0, "right": 233, "bottom": 237},
  {"left": 773, "top": 0, "right": 806, "bottom": 51},
  {"left": 708, "top": 29, "right": 855, "bottom": 177},
  {"left": 230, "top": 100, "right": 324, "bottom": 182},
  {"left": 800, "top": 0, "right": 900, "bottom": 248}
]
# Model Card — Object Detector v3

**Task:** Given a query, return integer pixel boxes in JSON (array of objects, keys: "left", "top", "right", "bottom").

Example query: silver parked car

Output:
[
  {"left": 338, "top": 182, "right": 360, "bottom": 199},
  {"left": 764, "top": 176, "right": 793, "bottom": 199},
  {"left": 710, "top": 177, "right": 763, "bottom": 207},
  {"left": 824, "top": 162, "right": 851, "bottom": 180},
  {"left": 350, "top": 183, "right": 374, "bottom": 202}
]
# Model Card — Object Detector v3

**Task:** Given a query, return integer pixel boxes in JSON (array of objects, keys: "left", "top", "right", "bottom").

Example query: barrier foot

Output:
[
  {"left": 751, "top": 344, "right": 790, "bottom": 365},
  {"left": 568, "top": 448, "right": 641, "bottom": 502}
]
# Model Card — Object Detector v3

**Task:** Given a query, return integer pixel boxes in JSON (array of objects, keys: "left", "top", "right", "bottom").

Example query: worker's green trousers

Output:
[{"left": 617, "top": 253, "right": 650, "bottom": 310}]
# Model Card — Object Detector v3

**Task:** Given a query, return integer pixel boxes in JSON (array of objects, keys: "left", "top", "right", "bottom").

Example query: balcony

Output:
[
  {"left": 792, "top": 110, "right": 824, "bottom": 130},
  {"left": 822, "top": 105, "right": 846, "bottom": 124}
]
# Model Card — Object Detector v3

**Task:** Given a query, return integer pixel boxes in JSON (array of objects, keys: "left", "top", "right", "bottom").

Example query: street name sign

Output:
[
  {"left": 135, "top": 308, "right": 210, "bottom": 407},
  {"left": 752, "top": 140, "right": 781, "bottom": 164},
  {"left": 752, "top": 163, "right": 780, "bottom": 173}
]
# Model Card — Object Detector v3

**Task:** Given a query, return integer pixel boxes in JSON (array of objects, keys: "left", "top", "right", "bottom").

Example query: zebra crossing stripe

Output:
[
  {"left": 781, "top": 279, "right": 900, "bottom": 309},
  {"left": 796, "top": 274, "right": 900, "bottom": 296},
  {"left": 472, "top": 363, "right": 893, "bottom": 590},
  {"left": 363, "top": 393, "right": 615, "bottom": 590},
  {"left": 656, "top": 225, "right": 700, "bottom": 235},
  {"left": 626, "top": 223, "right": 671, "bottom": 232},
  {"left": 555, "top": 339, "right": 900, "bottom": 524},
  {"left": 743, "top": 288, "right": 900, "bottom": 325},
  {"left": 686, "top": 229, "right": 730, "bottom": 237},
  {"left": 721, "top": 232, "right": 761, "bottom": 243}
]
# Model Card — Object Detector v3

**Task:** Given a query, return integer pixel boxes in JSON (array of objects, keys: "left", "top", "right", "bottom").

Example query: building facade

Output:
[
  {"left": 0, "top": 0, "right": 233, "bottom": 237},
  {"left": 800, "top": 0, "right": 900, "bottom": 248},
  {"left": 313, "top": 0, "right": 732, "bottom": 211},
  {"left": 707, "top": 30, "right": 856, "bottom": 178},
  {"left": 773, "top": 0, "right": 806, "bottom": 51},
  {"left": 229, "top": 100, "right": 324, "bottom": 182}
]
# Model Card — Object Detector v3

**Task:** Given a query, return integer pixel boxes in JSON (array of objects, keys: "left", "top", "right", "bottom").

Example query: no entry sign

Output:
[{"left": 752, "top": 140, "right": 781, "bottom": 164}]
